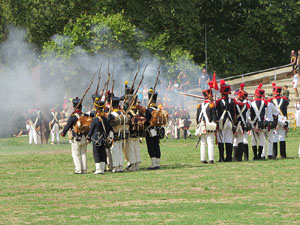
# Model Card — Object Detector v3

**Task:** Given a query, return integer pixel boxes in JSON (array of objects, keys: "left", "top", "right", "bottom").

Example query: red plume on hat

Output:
[
  {"left": 219, "top": 80, "right": 225, "bottom": 86},
  {"left": 255, "top": 83, "right": 264, "bottom": 97},
  {"left": 240, "top": 83, "right": 245, "bottom": 90},
  {"left": 272, "top": 82, "right": 276, "bottom": 87},
  {"left": 208, "top": 81, "right": 213, "bottom": 89}
]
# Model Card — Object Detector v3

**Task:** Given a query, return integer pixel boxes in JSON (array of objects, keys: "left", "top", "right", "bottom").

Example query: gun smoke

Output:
[{"left": 0, "top": 27, "right": 215, "bottom": 138}]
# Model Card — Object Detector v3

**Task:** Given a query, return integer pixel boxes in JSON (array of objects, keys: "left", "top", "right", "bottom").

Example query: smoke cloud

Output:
[{"left": 0, "top": 27, "right": 210, "bottom": 137}]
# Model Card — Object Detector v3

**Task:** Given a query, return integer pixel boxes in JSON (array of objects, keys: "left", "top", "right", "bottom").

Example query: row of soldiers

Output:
[
  {"left": 61, "top": 85, "right": 166, "bottom": 174},
  {"left": 196, "top": 80, "right": 289, "bottom": 163}
]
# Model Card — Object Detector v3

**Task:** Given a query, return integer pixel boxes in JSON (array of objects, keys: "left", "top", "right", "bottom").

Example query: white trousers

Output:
[
  {"left": 106, "top": 148, "right": 113, "bottom": 170},
  {"left": 233, "top": 131, "right": 248, "bottom": 147},
  {"left": 217, "top": 128, "right": 233, "bottom": 143},
  {"left": 200, "top": 133, "right": 215, "bottom": 161},
  {"left": 71, "top": 138, "right": 88, "bottom": 173},
  {"left": 126, "top": 138, "right": 141, "bottom": 164},
  {"left": 111, "top": 141, "right": 123, "bottom": 167},
  {"left": 262, "top": 129, "right": 274, "bottom": 157},
  {"left": 273, "top": 125, "right": 286, "bottom": 142},
  {"left": 50, "top": 124, "right": 60, "bottom": 142},
  {"left": 29, "top": 125, "right": 41, "bottom": 144},
  {"left": 251, "top": 130, "right": 265, "bottom": 147}
]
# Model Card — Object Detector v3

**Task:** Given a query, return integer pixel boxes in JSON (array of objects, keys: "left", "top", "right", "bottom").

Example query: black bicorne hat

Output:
[{"left": 72, "top": 97, "right": 81, "bottom": 108}]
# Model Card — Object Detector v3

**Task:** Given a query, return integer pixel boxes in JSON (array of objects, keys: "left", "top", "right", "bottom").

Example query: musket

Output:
[
  {"left": 178, "top": 92, "right": 205, "bottom": 100},
  {"left": 72, "top": 71, "right": 97, "bottom": 114},
  {"left": 104, "top": 59, "right": 111, "bottom": 101},
  {"left": 147, "top": 64, "right": 161, "bottom": 107},
  {"left": 126, "top": 65, "right": 148, "bottom": 114},
  {"left": 95, "top": 63, "right": 102, "bottom": 95},
  {"left": 129, "top": 64, "right": 141, "bottom": 94},
  {"left": 109, "top": 80, "right": 115, "bottom": 113}
]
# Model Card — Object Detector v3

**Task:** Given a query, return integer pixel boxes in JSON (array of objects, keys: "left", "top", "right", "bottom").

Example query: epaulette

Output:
[
  {"left": 197, "top": 104, "right": 201, "bottom": 109},
  {"left": 281, "top": 96, "right": 288, "bottom": 101}
]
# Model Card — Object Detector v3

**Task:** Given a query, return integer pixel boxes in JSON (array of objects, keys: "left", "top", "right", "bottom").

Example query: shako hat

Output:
[
  {"left": 255, "top": 84, "right": 265, "bottom": 97},
  {"left": 72, "top": 97, "right": 81, "bottom": 108},
  {"left": 148, "top": 87, "right": 158, "bottom": 103},
  {"left": 219, "top": 80, "right": 231, "bottom": 95},
  {"left": 111, "top": 96, "right": 120, "bottom": 108},
  {"left": 202, "top": 81, "right": 213, "bottom": 99}
]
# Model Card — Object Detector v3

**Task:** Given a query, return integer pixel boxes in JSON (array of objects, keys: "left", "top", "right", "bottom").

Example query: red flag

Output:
[{"left": 212, "top": 72, "right": 218, "bottom": 90}]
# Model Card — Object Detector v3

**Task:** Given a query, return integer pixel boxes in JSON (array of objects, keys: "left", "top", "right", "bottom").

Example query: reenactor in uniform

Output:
[
  {"left": 179, "top": 108, "right": 192, "bottom": 139},
  {"left": 196, "top": 82, "right": 217, "bottom": 163},
  {"left": 108, "top": 96, "right": 126, "bottom": 173},
  {"left": 261, "top": 89, "right": 280, "bottom": 160},
  {"left": 216, "top": 80, "right": 236, "bottom": 162},
  {"left": 271, "top": 84, "right": 289, "bottom": 158},
  {"left": 61, "top": 97, "right": 89, "bottom": 174},
  {"left": 125, "top": 92, "right": 144, "bottom": 171},
  {"left": 233, "top": 83, "right": 251, "bottom": 161},
  {"left": 28, "top": 108, "right": 42, "bottom": 144},
  {"left": 87, "top": 98, "right": 110, "bottom": 174},
  {"left": 49, "top": 107, "right": 60, "bottom": 144},
  {"left": 249, "top": 84, "right": 268, "bottom": 160},
  {"left": 145, "top": 89, "right": 161, "bottom": 169}
]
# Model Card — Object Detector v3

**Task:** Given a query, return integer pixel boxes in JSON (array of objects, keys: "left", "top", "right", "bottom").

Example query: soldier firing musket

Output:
[{"left": 61, "top": 71, "right": 97, "bottom": 174}]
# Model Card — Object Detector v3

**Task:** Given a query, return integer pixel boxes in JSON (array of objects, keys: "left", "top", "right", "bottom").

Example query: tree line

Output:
[{"left": 1, "top": 0, "right": 299, "bottom": 79}]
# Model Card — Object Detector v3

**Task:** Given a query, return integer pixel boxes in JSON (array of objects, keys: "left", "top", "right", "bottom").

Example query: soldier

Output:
[
  {"left": 87, "top": 98, "right": 110, "bottom": 174},
  {"left": 61, "top": 97, "right": 89, "bottom": 174},
  {"left": 145, "top": 88, "right": 161, "bottom": 169},
  {"left": 216, "top": 80, "right": 236, "bottom": 162},
  {"left": 249, "top": 84, "right": 268, "bottom": 160},
  {"left": 108, "top": 96, "right": 126, "bottom": 173},
  {"left": 271, "top": 84, "right": 289, "bottom": 159},
  {"left": 28, "top": 108, "right": 42, "bottom": 144},
  {"left": 196, "top": 82, "right": 217, "bottom": 163},
  {"left": 89, "top": 92, "right": 101, "bottom": 117},
  {"left": 49, "top": 107, "right": 60, "bottom": 144},
  {"left": 125, "top": 93, "right": 144, "bottom": 171},
  {"left": 261, "top": 89, "right": 280, "bottom": 160},
  {"left": 179, "top": 108, "right": 192, "bottom": 139},
  {"left": 233, "top": 83, "right": 251, "bottom": 161}
]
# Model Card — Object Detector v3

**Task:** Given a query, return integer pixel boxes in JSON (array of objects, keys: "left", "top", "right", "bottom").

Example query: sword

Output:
[{"left": 195, "top": 136, "right": 201, "bottom": 149}]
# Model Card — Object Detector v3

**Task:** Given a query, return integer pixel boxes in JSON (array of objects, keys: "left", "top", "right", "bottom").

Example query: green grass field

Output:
[{"left": 1, "top": 129, "right": 300, "bottom": 224}]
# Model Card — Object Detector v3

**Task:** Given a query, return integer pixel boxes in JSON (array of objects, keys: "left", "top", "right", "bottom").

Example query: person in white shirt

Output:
[{"left": 261, "top": 100, "right": 280, "bottom": 159}]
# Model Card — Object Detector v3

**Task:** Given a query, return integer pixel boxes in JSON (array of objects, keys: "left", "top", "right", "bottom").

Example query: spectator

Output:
[
  {"left": 137, "top": 87, "right": 143, "bottom": 103},
  {"left": 297, "top": 50, "right": 300, "bottom": 70},
  {"left": 180, "top": 74, "right": 190, "bottom": 93},
  {"left": 282, "top": 85, "right": 290, "bottom": 101},
  {"left": 295, "top": 99, "right": 300, "bottom": 127},
  {"left": 167, "top": 80, "right": 173, "bottom": 90},
  {"left": 291, "top": 50, "right": 297, "bottom": 69},
  {"left": 199, "top": 68, "right": 210, "bottom": 91},
  {"left": 293, "top": 70, "right": 300, "bottom": 97},
  {"left": 142, "top": 85, "right": 148, "bottom": 106}
]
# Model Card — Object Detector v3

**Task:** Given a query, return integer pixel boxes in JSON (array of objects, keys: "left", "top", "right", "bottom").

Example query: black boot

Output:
[
  {"left": 273, "top": 143, "right": 278, "bottom": 159},
  {"left": 243, "top": 144, "right": 249, "bottom": 161},
  {"left": 184, "top": 129, "right": 187, "bottom": 140},
  {"left": 258, "top": 146, "right": 263, "bottom": 160},
  {"left": 280, "top": 141, "right": 286, "bottom": 158},
  {"left": 233, "top": 146, "right": 238, "bottom": 161},
  {"left": 225, "top": 143, "right": 233, "bottom": 162},
  {"left": 237, "top": 143, "right": 244, "bottom": 161},
  {"left": 218, "top": 143, "right": 225, "bottom": 162},
  {"left": 252, "top": 146, "right": 258, "bottom": 160}
]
